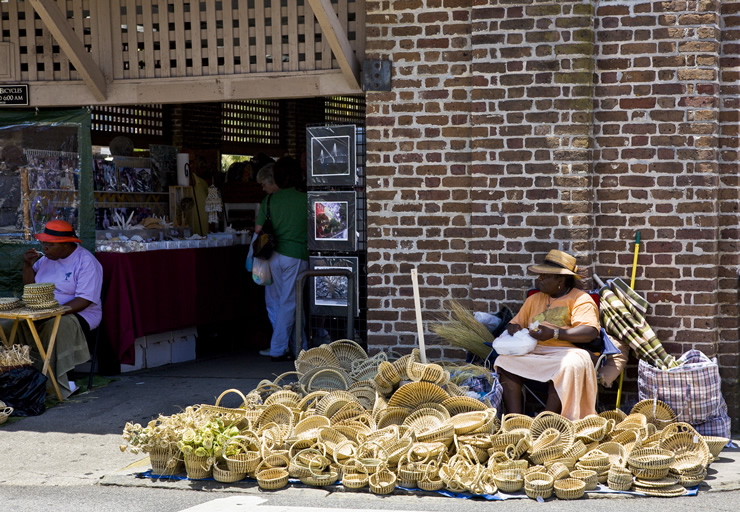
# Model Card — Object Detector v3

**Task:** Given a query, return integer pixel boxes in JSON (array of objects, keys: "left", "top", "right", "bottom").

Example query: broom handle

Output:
[
  {"left": 616, "top": 230, "right": 641, "bottom": 410},
  {"left": 410, "top": 268, "right": 428, "bottom": 364}
]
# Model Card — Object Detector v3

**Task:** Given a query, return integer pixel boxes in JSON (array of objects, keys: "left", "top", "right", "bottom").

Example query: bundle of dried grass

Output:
[
  {"left": 0, "top": 344, "right": 33, "bottom": 370},
  {"left": 430, "top": 301, "right": 493, "bottom": 360}
]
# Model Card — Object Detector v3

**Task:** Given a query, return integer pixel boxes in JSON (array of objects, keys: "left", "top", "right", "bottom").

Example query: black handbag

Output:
[{"left": 252, "top": 195, "right": 277, "bottom": 260}]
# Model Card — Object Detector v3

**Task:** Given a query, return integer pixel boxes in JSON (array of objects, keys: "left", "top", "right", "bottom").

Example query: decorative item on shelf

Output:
[{"left": 205, "top": 184, "right": 223, "bottom": 224}]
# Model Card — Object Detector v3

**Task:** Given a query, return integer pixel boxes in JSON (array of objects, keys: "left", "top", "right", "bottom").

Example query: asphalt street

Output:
[{"left": 0, "top": 347, "right": 738, "bottom": 512}]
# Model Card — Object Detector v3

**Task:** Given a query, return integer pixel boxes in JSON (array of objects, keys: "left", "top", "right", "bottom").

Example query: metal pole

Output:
[{"left": 294, "top": 269, "right": 355, "bottom": 357}]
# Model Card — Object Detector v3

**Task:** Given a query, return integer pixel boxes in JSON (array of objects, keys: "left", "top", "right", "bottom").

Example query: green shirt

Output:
[{"left": 256, "top": 187, "right": 308, "bottom": 261}]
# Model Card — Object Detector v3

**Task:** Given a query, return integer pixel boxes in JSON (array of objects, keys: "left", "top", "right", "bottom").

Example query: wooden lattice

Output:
[
  {"left": 0, "top": 0, "right": 364, "bottom": 82},
  {"left": 91, "top": 104, "right": 164, "bottom": 137},
  {"left": 222, "top": 100, "right": 280, "bottom": 145},
  {"left": 325, "top": 95, "right": 365, "bottom": 125}
]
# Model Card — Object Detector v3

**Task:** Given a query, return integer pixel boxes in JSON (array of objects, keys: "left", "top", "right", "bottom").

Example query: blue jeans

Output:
[{"left": 265, "top": 252, "right": 308, "bottom": 357}]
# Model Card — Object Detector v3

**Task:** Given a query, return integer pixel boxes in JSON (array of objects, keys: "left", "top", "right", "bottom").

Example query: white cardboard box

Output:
[
  {"left": 171, "top": 335, "right": 196, "bottom": 363},
  {"left": 146, "top": 338, "right": 172, "bottom": 367},
  {"left": 120, "top": 338, "right": 147, "bottom": 373}
]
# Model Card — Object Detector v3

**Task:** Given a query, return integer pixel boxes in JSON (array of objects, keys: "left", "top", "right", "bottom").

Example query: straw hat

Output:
[
  {"left": 528, "top": 249, "right": 580, "bottom": 278},
  {"left": 34, "top": 220, "right": 81, "bottom": 244}
]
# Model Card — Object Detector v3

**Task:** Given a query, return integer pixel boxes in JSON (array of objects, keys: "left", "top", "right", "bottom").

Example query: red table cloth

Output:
[{"left": 96, "top": 245, "right": 258, "bottom": 365}]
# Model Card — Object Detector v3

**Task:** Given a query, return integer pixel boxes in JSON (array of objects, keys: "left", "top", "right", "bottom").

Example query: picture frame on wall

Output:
[
  {"left": 306, "top": 124, "right": 357, "bottom": 187},
  {"left": 310, "top": 256, "right": 360, "bottom": 316},
  {"left": 307, "top": 191, "right": 357, "bottom": 252}
]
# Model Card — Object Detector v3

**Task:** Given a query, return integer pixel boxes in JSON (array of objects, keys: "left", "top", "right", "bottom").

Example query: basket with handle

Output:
[
  {"left": 255, "top": 453, "right": 290, "bottom": 490},
  {"left": 199, "top": 388, "right": 249, "bottom": 429},
  {"left": 0, "top": 401, "right": 12, "bottom": 425},
  {"left": 223, "top": 433, "right": 261, "bottom": 473},
  {"left": 341, "top": 458, "right": 370, "bottom": 489},
  {"left": 368, "top": 463, "right": 397, "bottom": 495},
  {"left": 212, "top": 459, "right": 246, "bottom": 483}
]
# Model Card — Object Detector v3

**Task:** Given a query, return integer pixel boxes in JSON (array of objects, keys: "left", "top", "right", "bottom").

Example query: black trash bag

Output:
[{"left": 0, "top": 365, "right": 47, "bottom": 416}]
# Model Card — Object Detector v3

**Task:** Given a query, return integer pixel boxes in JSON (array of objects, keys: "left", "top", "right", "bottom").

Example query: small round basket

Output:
[
  {"left": 570, "top": 469, "right": 598, "bottom": 490},
  {"left": 524, "top": 472, "right": 554, "bottom": 500},
  {"left": 213, "top": 460, "right": 246, "bottom": 483},
  {"left": 264, "top": 389, "right": 302, "bottom": 409},
  {"left": 554, "top": 477, "right": 586, "bottom": 500},
  {"left": 547, "top": 462, "right": 570, "bottom": 481},
  {"left": 634, "top": 483, "right": 687, "bottom": 497},
  {"left": 529, "top": 444, "right": 565, "bottom": 465},
  {"left": 574, "top": 415, "right": 609, "bottom": 443},
  {"left": 607, "top": 466, "right": 633, "bottom": 491},
  {"left": 184, "top": 454, "right": 213, "bottom": 480},
  {"left": 149, "top": 447, "right": 183, "bottom": 476},
  {"left": 368, "top": 465, "right": 397, "bottom": 495},
  {"left": 257, "top": 467, "right": 289, "bottom": 490},
  {"left": 441, "top": 396, "right": 488, "bottom": 416},
  {"left": 493, "top": 468, "right": 524, "bottom": 493},
  {"left": 599, "top": 409, "right": 627, "bottom": 423},
  {"left": 703, "top": 436, "right": 729, "bottom": 460},
  {"left": 342, "top": 459, "right": 370, "bottom": 489},
  {"left": 659, "top": 431, "right": 710, "bottom": 471},
  {"left": 502, "top": 413, "right": 534, "bottom": 433},
  {"left": 448, "top": 411, "right": 488, "bottom": 435},
  {"left": 329, "top": 339, "right": 368, "bottom": 372},
  {"left": 294, "top": 414, "right": 331, "bottom": 441},
  {"left": 0, "top": 402, "right": 13, "bottom": 425},
  {"left": 418, "top": 472, "right": 445, "bottom": 491},
  {"left": 627, "top": 447, "right": 675, "bottom": 470}
]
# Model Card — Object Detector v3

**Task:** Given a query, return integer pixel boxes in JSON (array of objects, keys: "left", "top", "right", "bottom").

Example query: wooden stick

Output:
[
  {"left": 21, "top": 168, "right": 31, "bottom": 240},
  {"left": 410, "top": 268, "right": 427, "bottom": 364}
]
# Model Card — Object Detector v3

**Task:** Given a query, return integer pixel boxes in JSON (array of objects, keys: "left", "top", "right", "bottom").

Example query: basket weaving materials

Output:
[
  {"left": 554, "top": 477, "right": 586, "bottom": 500},
  {"left": 570, "top": 469, "right": 598, "bottom": 490}
]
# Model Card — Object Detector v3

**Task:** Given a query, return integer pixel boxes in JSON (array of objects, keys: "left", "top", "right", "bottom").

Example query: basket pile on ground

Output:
[{"left": 120, "top": 341, "right": 729, "bottom": 498}]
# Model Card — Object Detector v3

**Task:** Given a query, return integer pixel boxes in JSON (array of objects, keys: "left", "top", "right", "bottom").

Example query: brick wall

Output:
[{"left": 364, "top": 0, "right": 739, "bottom": 427}]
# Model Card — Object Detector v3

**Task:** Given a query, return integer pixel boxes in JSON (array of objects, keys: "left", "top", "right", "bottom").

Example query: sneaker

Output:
[{"left": 259, "top": 349, "right": 271, "bottom": 356}]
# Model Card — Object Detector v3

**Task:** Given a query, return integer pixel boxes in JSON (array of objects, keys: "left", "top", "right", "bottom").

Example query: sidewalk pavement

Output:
[{"left": 0, "top": 347, "right": 738, "bottom": 495}]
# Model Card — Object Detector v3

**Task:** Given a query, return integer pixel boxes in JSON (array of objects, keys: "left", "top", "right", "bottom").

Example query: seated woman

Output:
[
  {"left": 495, "top": 249, "right": 600, "bottom": 421},
  {"left": 1, "top": 220, "right": 103, "bottom": 399}
]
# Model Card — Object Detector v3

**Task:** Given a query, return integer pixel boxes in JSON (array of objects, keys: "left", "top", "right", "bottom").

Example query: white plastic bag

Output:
[
  {"left": 474, "top": 312, "right": 502, "bottom": 334},
  {"left": 252, "top": 256, "right": 272, "bottom": 286},
  {"left": 492, "top": 329, "right": 538, "bottom": 356}
]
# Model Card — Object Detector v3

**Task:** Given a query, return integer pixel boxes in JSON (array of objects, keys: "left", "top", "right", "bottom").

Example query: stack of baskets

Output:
[
  {"left": 120, "top": 342, "right": 728, "bottom": 499},
  {"left": 21, "top": 282, "right": 58, "bottom": 310},
  {"left": 0, "top": 297, "right": 22, "bottom": 311}
]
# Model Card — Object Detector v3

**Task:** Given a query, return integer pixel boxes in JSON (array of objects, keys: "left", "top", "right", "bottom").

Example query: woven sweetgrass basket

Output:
[
  {"left": 627, "top": 447, "right": 675, "bottom": 470},
  {"left": 184, "top": 454, "right": 213, "bottom": 480},
  {"left": 0, "top": 401, "right": 12, "bottom": 425},
  {"left": 369, "top": 465, "right": 397, "bottom": 495},
  {"left": 493, "top": 468, "right": 524, "bottom": 493},
  {"left": 554, "top": 477, "right": 586, "bottom": 500},
  {"left": 530, "top": 411, "right": 575, "bottom": 449},
  {"left": 524, "top": 472, "right": 554, "bottom": 499},
  {"left": 547, "top": 462, "right": 570, "bottom": 481},
  {"left": 570, "top": 469, "right": 598, "bottom": 490},
  {"left": 149, "top": 447, "right": 183, "bottom": 476},
  {"left": 213, "top": 460, "right": 246, "bottom": 483},
  {"left": 703, "top": 436, "right": 729, "bottom": 459},
  {"left": 607, "top": 466, "right": 633, "bottom": 491}
]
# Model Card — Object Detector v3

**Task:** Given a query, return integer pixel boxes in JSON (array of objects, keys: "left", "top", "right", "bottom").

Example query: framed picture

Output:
[
  {"left": 307, "top": 191, "right": 356, "bottom": 251},
  {"left": 306, "top": 124, "right": 357, "bottom": 186},
  {"left": 149, "top": 144, "right": 178, "bottom": 192},
  {"left": 115, "top": 157, "right": 152, "bottom": 193},
  {"left": 310, "top": 256, "right": 359, "bottom": 316}
]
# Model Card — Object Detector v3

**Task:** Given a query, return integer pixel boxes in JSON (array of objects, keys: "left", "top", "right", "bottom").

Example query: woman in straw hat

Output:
[
  {"left": 0, "top": 220, "right": 102, "bottom": 399},
  {"left": 494, "top": 249, "right": 600, "bottom": 421}
]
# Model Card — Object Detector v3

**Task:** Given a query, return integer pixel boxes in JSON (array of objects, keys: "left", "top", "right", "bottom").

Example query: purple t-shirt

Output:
[{"left": 33, "top": 245, "right": 103, "bottom": 330}]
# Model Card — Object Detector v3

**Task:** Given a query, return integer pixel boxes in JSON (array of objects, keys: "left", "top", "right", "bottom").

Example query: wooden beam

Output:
[
  {"left": 25, "top": 69, "right": 361, "bottom": 106},
  {"left": 27, "top": 0, "right": 107, "bottom": 100},
  {"left": 306, "top": 0, "right": 361, "bottom": 90}
]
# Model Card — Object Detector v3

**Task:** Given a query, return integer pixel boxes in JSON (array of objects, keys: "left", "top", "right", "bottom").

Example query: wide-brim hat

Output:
[
  {"left": 34, "top": 220, "right": 81, "bottom": 244},
  {"left": 528, "top": 249, "right": 581, "bottom": 278}
]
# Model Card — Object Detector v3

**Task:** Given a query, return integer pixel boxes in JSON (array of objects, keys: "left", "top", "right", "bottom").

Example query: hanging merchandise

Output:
[{"left": 205, "top": 184, "right": 223, "bottom": 224}]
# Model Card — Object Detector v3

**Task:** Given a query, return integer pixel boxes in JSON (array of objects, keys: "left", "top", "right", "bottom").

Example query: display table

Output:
[
  {"left": 96, "top": 245, "right": 260, "bottom": 366},
  {"left": 0, "top": 305, "right": 71, "bottom": 401}
]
